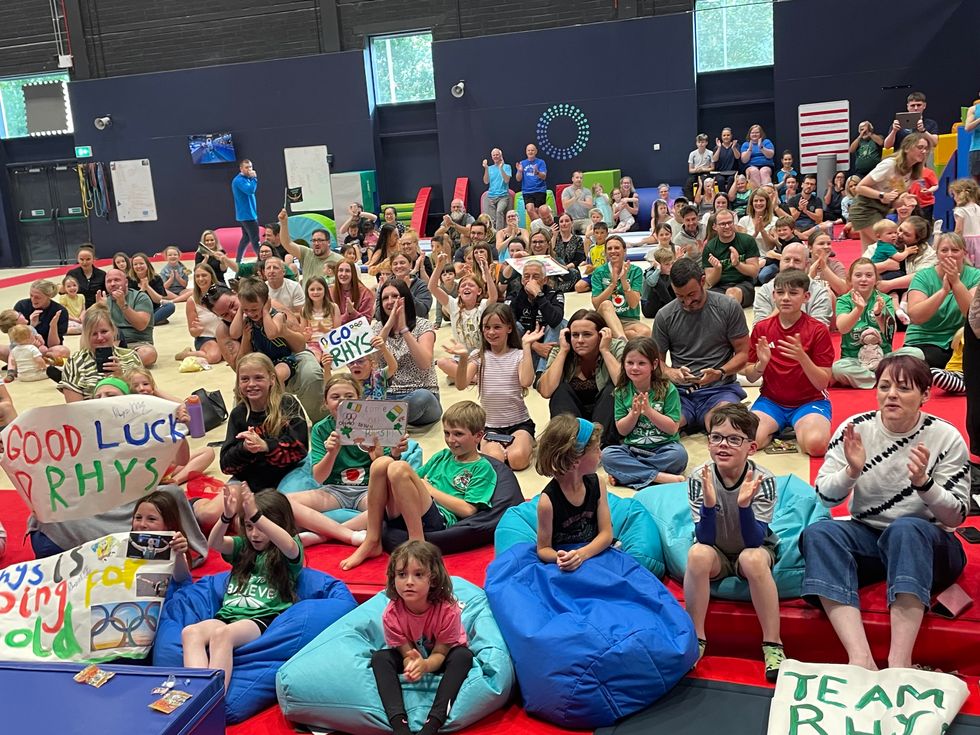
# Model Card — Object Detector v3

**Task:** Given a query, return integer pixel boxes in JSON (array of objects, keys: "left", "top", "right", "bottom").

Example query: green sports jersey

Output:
[{"left": 421, "top": 448, "right": 496, "bottom": 527}]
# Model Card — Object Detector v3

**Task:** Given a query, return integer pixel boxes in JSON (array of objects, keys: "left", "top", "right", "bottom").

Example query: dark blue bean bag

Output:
[
  {"left": 493, "top": 493, "right": 666, "bottom": 578},
  {"left": 153, "top": 569, "right": 356, "bottom": 723},
  {"left": 634, "top": 475, "right": 830, "bottom": 600},
  {"left": 485, "top": 543, "right": 697, "bottom": 729},
  {"left": 382, "top": 454, "right": 524, "bottom": 554}
]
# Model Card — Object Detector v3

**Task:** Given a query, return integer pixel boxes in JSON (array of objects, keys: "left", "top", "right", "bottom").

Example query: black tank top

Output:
[{"left": 543, "top": 474, "right": 600, "bottom": 547}]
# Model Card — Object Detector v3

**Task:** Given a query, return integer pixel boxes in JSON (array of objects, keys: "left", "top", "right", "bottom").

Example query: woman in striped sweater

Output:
[{"left": 801, "top": 353, "right": 969, "bottom": 670}]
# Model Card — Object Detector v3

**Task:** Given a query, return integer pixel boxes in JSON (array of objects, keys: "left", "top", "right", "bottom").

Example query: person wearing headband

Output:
[
  {"left": 533, "top": 415, "right": 612, "bottom": 572},
  {"left": 93, "top": 376, "right": 131, "bottom": 398}
]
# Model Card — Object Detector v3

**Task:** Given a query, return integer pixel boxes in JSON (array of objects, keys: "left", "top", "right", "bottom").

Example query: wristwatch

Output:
[{"left": 878, "top": 192, "right": 884, "bottom": 201}]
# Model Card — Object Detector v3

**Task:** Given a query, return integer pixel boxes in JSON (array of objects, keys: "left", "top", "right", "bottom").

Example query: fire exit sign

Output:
[{"left": 74, "top": 145, "right": 93, "bottom": 158}]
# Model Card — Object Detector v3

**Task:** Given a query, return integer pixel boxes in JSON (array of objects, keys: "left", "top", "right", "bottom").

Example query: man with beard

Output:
[
  {"left": 278, "top": 209, "right": 342, "bottom": 282},
  {"left": 530, "top": 204, "right": 560, "bottom": 237},
  {"left": 435, "top": 199, "right": 476, "bottom": 252}
]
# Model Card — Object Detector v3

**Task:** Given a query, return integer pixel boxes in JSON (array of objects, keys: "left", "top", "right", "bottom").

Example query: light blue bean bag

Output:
[
  {"left": 153, "top": 569, "right": 356, "bottom": 723},
  {"left": 485, "top": 543, "right": 697, "bottom": 729},
  {"left": 276, "top": 577, "right": 514, "bottom": 733},
  {"left": 278, "top": 440, "right": 423, "bottom": 494},
  {"left": 493, "top": 493, "right": 665, "bottom": 578},
  {"left": 634, "top": 474, "right": 830, "bottom": 600}
]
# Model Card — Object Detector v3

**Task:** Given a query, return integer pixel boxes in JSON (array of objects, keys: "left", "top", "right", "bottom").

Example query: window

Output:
[
  {"left": 695, "top": 0, "right": 774, "bottom": 73},
  {"left": 0, "top": 72, "right": 72, "bottom": 139},
  {"left": 370, "top": 31, "right": 435, "bottom": 105}
]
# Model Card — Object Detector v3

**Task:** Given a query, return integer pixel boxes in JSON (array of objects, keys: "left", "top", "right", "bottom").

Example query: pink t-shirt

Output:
[{"left": 382, "top": 598, "right": 468, "bottom": 651}]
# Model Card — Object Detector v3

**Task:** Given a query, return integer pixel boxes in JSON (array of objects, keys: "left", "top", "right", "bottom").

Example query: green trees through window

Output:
[
  {"left": 695, "top": 0, "right": 774, "bottom": 73},
  {"left": 0, "top": 72, "right": 71, "bottom": 139},
  {"left": 370, "top": 32, "right": 436, "bottom": 105}
]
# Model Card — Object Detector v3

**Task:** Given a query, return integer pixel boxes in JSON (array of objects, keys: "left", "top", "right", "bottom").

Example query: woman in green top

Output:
[
  {"left": 538, "top": 308, "right": 625, "bottom": 446},
  {"left": 590, "top": 235, "right": 649, "bottom": 339},
  {"left": 832, "top": 258, "right": 924, "bottom": 388},
  {"left": 285, "top": 374, "right": 408, "bottom": 546},
  {"left": 906, "top": 233, "right": 980, "bottom": 368}
]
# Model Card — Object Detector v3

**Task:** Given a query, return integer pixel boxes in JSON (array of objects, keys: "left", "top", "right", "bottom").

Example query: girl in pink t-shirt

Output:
[{"left": 371, "top": 541, "right": 472, "bottom": 735}]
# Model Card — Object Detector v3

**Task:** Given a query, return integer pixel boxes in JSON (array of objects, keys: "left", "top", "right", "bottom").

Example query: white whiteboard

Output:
[
  {"left": 110, "top": 159, "right": 158, "bottom": 222},
  {"left": 284, "top": 145, "right": 332, "bottom": 212}
]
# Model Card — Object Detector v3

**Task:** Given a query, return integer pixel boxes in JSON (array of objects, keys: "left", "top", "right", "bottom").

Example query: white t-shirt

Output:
[
  {"left": 866, "top": 157, "right": 911, "bottom": 193},
  {"left": 447, "top": 297, "right": 489, "bottom": 352},
  {"left": 268, "top": 279, "right": 305, "bottom": 311},
  {"left": 955, "top": 203, "right": 980, "bottom": 237},
  {"left": 738, "top": 214, "right": 776, "bottom": 244},
  {"left": 9, "top": 344, "right": 45, "bottom": 381}
]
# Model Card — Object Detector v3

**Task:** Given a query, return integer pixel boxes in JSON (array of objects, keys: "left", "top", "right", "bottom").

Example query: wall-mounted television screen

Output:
[{"left": 188, "top": 132, "right": 236, "bottom": 164}]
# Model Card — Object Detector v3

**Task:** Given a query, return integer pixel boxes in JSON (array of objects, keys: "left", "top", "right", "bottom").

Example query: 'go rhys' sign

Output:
[{"left": 1, "top": 395, "right": 183, "bottom": 524}]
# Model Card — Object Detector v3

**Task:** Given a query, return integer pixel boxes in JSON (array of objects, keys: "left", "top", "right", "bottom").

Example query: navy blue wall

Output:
[
  {"left": 67, "top": 52, "right": 377, "bottom": 256},
  {"left": 774, "top": 0, "right": 980, "bottom": 166},
  {"left": 432, "top": 14, "right": 697, "bottom": 212}
]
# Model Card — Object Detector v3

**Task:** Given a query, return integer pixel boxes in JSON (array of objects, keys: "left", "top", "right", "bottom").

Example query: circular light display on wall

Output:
[{"left": 536, "top": 104, "right": 590, "bottom": 161}]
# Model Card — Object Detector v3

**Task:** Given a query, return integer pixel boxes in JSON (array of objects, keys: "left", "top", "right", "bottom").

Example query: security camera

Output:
[
  {"left": 93, "top": 116, "right": 112, "bottom": 131},
  {"left": 450, "top": 80, "right": 465, "bottom": 99}
]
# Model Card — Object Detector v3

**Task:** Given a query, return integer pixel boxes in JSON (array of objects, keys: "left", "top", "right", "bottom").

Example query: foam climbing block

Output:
[
  {"left": 513, "top": 189, "right": 557, "bottom": 228},
  {"left": 485, "top": 543, "right": 697, "bottom": 729},
  {"left": 634, "top": 474, "right": 830, "bottom": 600},
  {"left": 289, "top": 213, "right": 336, "bottom": 244},
  {"left": 493, "top": 493, "right": 665, "bottom": 578},
  {"left": 381, "top": 454, "right": 524, "bottom": 555},
  {"left": 153, "top": 569, "right": 356, "bottom": 723},
  {"left": 412, "top": 187, "right": 433, "bottom": 236},
  {"left": 582, "top": 169, "right": 621, "bottom": 200},
  {"left": 276, "top": 578, "right": 514, "bottom": 733}
]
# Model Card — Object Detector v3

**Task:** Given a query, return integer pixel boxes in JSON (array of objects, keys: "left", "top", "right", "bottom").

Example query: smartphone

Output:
[
  {"left": 484, "top": 432, "right": 515, "bottom": 447},
  {"left": 956, "top": 527, "right": 980, "bottom": 544},
  {"left": 94, "top": 347, "right": 113, "bottom": 373}
]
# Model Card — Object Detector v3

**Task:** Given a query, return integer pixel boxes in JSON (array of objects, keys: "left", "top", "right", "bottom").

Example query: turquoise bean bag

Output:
[
  {"left": 494, "top": 493, "right": 665, "bottom": 578},
  {"left": 278, "top": 441, "right": 423, "bottom": 494},
  {"left": 277, "top": 578, "right": 514, "bottom": 733},
  {"left": 634, "top": 474, "right": 830, "bottom": 600}
]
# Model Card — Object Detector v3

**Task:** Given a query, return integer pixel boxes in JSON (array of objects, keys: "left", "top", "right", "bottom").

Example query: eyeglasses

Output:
[{"left": 707, "top": 432, "right": 748, "bottom": 448}]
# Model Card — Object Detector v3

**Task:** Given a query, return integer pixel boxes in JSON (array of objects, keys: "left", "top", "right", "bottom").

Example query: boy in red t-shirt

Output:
[
  {"left": 742, "top": 269, "right": 834, "bottom": 457},
  {"left": 909, "top": 166, "right": 938, "bottom": 222}
]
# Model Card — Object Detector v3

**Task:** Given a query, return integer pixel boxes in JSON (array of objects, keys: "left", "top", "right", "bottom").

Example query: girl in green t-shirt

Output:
[
  {"left": 286, "top": 374, "right": 408, "bottom": 547},
  {"left": 183, "top": 486, "right": 303, "bottom": 692},
  {"left": 601, "top": 337, "right": 688, "bottom": 489}
]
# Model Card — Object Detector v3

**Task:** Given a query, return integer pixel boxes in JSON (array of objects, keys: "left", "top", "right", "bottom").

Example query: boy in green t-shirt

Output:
[{"left": 340, "top": 401, "right": 496, "bottom": 570}]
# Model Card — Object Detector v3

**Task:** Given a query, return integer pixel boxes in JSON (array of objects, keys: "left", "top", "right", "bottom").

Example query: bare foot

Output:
[
  {"left": 175, "top": 347, "right": 192, "bottom": 361},
  {"left": 340, "top": 541, "right": 382, "bottom": 570},
  {"left": 607, "top": 475, "right": 619, "bottom": 487},
  {"left": 660, "top": 474, "right": 686, "bottom": 484}
]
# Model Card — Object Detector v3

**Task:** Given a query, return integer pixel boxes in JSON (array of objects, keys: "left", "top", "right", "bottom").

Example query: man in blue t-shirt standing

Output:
[
  {"left": 515, "top": 143, "right": 548, "bottom": 223},
  {"left": 231, "top": 159, "right": 259, "bottom": 263},
  {"left": 482, "top": 147, "right": 512, "bottom": 230}
]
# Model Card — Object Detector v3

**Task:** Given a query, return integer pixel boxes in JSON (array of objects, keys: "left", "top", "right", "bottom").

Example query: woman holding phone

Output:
[{"left": 57, "top": 305, "right": 143, "bottom": 402}]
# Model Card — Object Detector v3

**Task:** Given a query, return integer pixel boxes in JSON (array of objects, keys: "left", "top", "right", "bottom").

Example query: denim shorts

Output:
[
  {"left": 318, "top": 484, "right": 369, "bottom": 511},
  {"left": 194, "top": 335, "right": 216, "bottom": 350},
  {"left": 678, "top": 381, "right": 747, "bottom": 431},
  {"left": 800, "top": 517, "right": 966, "bottom": 608},
  {"left": 752, "top": 396, "right": 831, "bottom": 434}
]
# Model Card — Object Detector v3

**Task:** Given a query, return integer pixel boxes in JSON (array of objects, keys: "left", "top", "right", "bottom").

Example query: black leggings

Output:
[
  {"left": 911, "top": 342, "right": 953, "bottom": 370},
  {"left": 548, "top": 380, "right": 619, "bottom": 447},
  {"left": 371, "top": 645, "right": 475, "bottom": 729}
]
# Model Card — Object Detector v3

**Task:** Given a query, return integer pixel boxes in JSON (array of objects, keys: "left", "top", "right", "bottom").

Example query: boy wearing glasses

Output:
[{"left": 684, "top": 403, "right": 784, "bottom": 681}]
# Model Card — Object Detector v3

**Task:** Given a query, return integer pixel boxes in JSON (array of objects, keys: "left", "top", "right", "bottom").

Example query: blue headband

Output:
[{"left": 575, "top": 418, "right": 595, "bottom": 452}]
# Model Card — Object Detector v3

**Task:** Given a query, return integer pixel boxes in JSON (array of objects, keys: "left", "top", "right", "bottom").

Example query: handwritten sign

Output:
[
  {"left": 767, "top": 659, "right": 967, "bottom": 735},
  {"left": 0, "top": 532, "right": 176, "bottom": 662},
  {"left": 337, "top": 399, "right": 408, "bottom": 447},
  {"left": 1, "top": 395, "right": 183, "bottom": 524},
  {"left": 505, "top": 255, "right": 568, "bottom": 276},
  {"left": 318, "top": 316, "right": 374, "bottom": 368}
]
